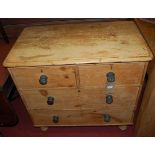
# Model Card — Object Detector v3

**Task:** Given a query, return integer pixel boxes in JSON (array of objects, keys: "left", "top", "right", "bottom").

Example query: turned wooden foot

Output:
[
  {"left": 40, "top": 126, "right": 48, "bottom": 131},
  {"left": 118, "top": 125, "right": 127, "bottom": 131}
]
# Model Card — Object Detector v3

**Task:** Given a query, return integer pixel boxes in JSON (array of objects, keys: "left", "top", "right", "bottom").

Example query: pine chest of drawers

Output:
[{"left": 3, "top": 21, "right": 153, "bottom": 130}]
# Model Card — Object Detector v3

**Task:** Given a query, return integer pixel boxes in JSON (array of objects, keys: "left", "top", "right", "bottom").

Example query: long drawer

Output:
[
  {"left": 29, "top": 108, "right": 134, "bottom": 126},
  {"left": 20, "top": 86, "right": 139, "bottom": 110}
]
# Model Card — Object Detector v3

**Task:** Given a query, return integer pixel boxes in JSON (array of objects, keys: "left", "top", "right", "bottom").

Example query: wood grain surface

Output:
[
  {"left": 79, "top": 62, "right": 146, "bottom": 87},
  {"left": 20, "top": 88, "right": 80, "bottom": 110},
  {"left": 3, "top": 21, "right": 152, "bottom": 67},
  {"left": 19, "top": 86, "right": 139, "bottom": 110},
  {"left": 4, "top": 20, "right": 153, "bottom": 128},
  {"left": 8, "top": 62, "right": 146, "bottom": 90},
  {"left": 136, "top": 63, "right": 155, "bottom": 136},
  {"left": 8, "top": 66, "right": 77, "bottom": 89},
  {"left": 30, "top": 108, "right": 134, "bottom": 126},
  {"left": 79, "top": 86, "right": 139, "bottom": 110},
  {"left": 135, "top": 19, "right": 155, "bottom": 136}
]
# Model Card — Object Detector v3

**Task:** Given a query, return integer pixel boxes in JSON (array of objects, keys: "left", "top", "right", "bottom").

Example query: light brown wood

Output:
[
  {"left": 9, "top": 66, "right": 77, "bottom": 89},
  {"left": 79, "top": 86, "right": 139, "bottom": 109},
  {"left": 20, "top": 88, "right": 80, "bottom": 110},
  {"left": 135, "top": 19, "right": 155, "bottom": 74},
  {"left": 135, "top": 19, "right": 155, "bottom": 136},
  {"left": 20, "top": 86, "right": 139, "bottom": 111},
  {"left": 3, "top": 21, "right": 152, "bottom": 67},
  {"left": 79, "top": 62, "right": 146, "bottom": 87},
  {"left": 9, "top": 62, "right": 146, "bottom": 89},
  {"left": 135, "top": 19, "right": 155, "bottom": 57},
  {"left": 29, "top": 108, "right": 134, "bottom": 126},
  {"left": 136, "top": 63, "right": 155, "bottom": 136},
  {"left": 3, "top": 21, "right": 153, "bottom": 129}
]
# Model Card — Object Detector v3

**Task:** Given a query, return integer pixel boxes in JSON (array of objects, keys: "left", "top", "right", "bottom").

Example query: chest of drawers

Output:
[{"left": 3, "top": 21, "right": 153, "bottom": 130}]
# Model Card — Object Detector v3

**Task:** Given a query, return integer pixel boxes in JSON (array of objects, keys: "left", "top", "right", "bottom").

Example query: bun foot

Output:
[
  {"left": 118, "top": 125, "right": 127, "bottom": 131},
  {"left": 40, "top": 126, "right": 48, "bottom": 131}
]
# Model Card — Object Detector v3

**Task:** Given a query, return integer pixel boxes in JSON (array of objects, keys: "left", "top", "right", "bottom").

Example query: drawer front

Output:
[
  {"left": 20, "top": 88, "right": 80, "bottom": 110},
  {"left": 29, "top": 108, "right": 134, "bottom": 126},
  {"left": 78, "top": 62, "right": 146, "bottom": 87},
  {"left": 9, "top": 66, "right": 77, "bottom": 89},
  {"left": 79, "top": 86, "right": 139, "bottom": 109}
]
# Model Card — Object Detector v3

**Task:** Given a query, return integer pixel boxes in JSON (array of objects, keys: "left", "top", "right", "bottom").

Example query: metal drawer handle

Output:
[
  {"left": 106, "top": 95, "right": 113, "bottom": 104},
  {"left": 103, "top": 113, "right": 111, "bottom": 122},
  {"left": 47, "top": 96, "right": 54, "bottom": 105},
  {"left": 39, "top": 75, "right": 48, "bottom": 85},
  {"left": 52, "top": 115, "right": 59, "bottom": 123},
  {"left": 106, "top": 72, "right": 115, "bottom": 82}
]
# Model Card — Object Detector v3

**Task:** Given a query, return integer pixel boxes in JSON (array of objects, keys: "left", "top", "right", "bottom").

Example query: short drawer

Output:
[
  {"left": 20, "top": 88, "right": 80, "bottom": 110},
  {"left": 9, "top": 66, "right": 77, "bottom": 89},
  {"left": 29, "top": 108, "right": 134, "bottom": 126},
  {"left": 79, "top": 86, "right": 139, "bottom": 109},
  {"left": 78, "top": 62, "right": 146, "bottom": 87}
]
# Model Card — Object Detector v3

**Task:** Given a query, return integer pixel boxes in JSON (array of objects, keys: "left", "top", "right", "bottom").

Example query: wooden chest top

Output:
[{"left": 3, "top": 21, "right": 153, "bottom": 67}]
